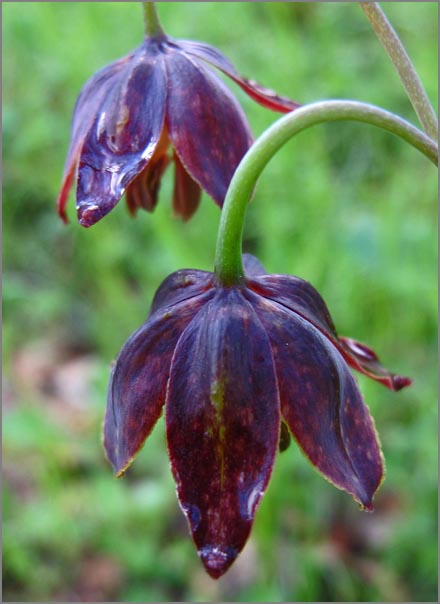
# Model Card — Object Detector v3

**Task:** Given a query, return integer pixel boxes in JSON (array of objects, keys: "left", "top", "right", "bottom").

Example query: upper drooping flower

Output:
[
  {"left": 103, "top": 254, "right": 411, "bottom": 579},
  {"left": 57, "top": 31, "right": 300, "bottom": 227}
]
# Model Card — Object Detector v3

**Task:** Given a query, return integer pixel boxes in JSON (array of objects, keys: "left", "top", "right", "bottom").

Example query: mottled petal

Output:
[
  {"left": 166, "top": 51, "right": 253, "bottom": 208},
  {"left": 57, "top": 55, "right": 133, "bottom": 222},
  {"left": 76, "top": 42, "right": 167, "bottom": 226},
  {"left": 248, "top": 274, "right": 338, "bottom": 337},
  {"left": 166, "top": 289, "right": 280, "bottom": 578},
  {"left": 248, "top": 291, "right": 383, "bottom": 510},
  {"left": 180, "top": 40, "right": 301, "bottom": 113},
  {"left": 150, "top": 269, "right": 214, "bottom": 315},
  {"left": 172, "top": 151, "right": 202, "bottom": 221},
  {"left": 104, "top": 291, "right": 212, "bottom": 476},
  {"left": 249, "top": 275, "right": 411, "bottom": 391},
  {"left": 339, "top": 336, "right": 412, "bottom": 391},
  {"left": 242, "top": 253, "right": 267, "bottom": 277}
]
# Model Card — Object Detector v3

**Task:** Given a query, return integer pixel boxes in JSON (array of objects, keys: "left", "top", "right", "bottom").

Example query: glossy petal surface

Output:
[
  {"left": 166, "top": 51, "right": 253, "bottom": 208},
  {"left": 76, "top": 42, "right": 167, "bottom": 226},
  {"left": 57, "top": 55, "right": 133, "bottom": 222},
  {"left": 104, "top": 291, "right": 212, "bottom": 475},
  {"left": 180, "top": 40, "right": 301, "bottom": 113},
  {"left": 248, "top": 292, "right": 383, "bottom": 510},
  {"left": 166, "top": 289, "right": 280, "bottom": 578}
]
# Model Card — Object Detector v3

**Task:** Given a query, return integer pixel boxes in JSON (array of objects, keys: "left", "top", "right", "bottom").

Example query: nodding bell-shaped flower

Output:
[
  {"left": 57, "top": 29, "right": 300, "bottom": 227},
  {"left": 104, "top": 254, "right": 411, "bottom": 579}
]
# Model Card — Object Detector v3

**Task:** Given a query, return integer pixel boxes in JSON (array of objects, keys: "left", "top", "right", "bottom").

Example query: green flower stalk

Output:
[
  {"left": 214, "top": 100, "right": 438, "bottom": 286},
  {"left": 360, "top": 2, "right": 438, "bottom": 140},
  {"left": 142, "top": 2, "right": 165, "bottom": 37}
]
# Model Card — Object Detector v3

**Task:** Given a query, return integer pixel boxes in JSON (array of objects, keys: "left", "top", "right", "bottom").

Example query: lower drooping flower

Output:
[{"left": 103, "top": 254, "right": 411, "bottom": 579}]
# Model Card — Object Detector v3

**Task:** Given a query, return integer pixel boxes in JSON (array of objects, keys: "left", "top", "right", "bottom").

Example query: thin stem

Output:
[
  {"left": 214, "top": 100, "right": 438, "bottom": 286},
  {"left": 360, "top": 2, "right": 438, "bottom": 140},
  {"left": 142, "top": 2, "right": 164, "bottom": 37}
]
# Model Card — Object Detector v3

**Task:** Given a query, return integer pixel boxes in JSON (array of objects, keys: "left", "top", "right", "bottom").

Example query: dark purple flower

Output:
[
  {"left": 57, "top": 34, "right": 300, "bottom": 227},
  {"left": 103, "top": 254, "right": 411, "bottom": 579}
]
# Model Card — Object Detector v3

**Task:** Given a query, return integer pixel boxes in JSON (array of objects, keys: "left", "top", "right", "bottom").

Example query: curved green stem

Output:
[
  {"left": 142, "top": 2, "right": 164, "bottom": 37},
  {"left": 360, "top": 2, "right": 438, "bottom": 140},
  {"left": 214, "top": 100, "right": 438, "bottom": 286}
]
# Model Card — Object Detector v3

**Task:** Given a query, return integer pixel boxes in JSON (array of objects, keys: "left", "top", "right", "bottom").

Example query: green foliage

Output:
[{"left": 3, "top": 2, "right": 437, "bottom": 602}]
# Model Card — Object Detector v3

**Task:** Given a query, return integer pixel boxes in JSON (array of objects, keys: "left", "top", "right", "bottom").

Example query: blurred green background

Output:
[{"left": 2, "top": 2, "right": 438, "bottom": 602}]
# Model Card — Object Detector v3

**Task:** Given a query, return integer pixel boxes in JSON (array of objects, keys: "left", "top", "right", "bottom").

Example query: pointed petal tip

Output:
[
  {"left": 361, "top": 501, "right": 375, "bottom": 513},
  {"left": 77, "top": 202, "right": 110, "bottom": 227},
  {"left": 78, "top": 218, "right": 93, "bottom": 228},
  {"left": 347, "top": 479, "right": 378, "bottom": 513},
  {"left": 239, "top": 77, "right": 302, "bottom": 114},
  {"left": 327, "top": 468, "right": 380, "bottom": 515},
  {"left": 357, "top": 489, "right": 375, "bottom": 512},
  {"left": 338, "top": 336, "right": 412, "bottom": 392},
  {"left": 103, "top": 436, "right": 125, "bottom": 478},
  {"left": 357, "top": 485, "right": 379, "bottom": 511},
  {"left": 58, "top": 208, "right": 69, "bottom": 224},
  {"left": 103, "top": 437, "right": 137, "bottom": 478},
  {"left": 392, "top": 375, "right": 413, "bottom": 391},
  {"left": 199, "top": 544, "right": 238, "bottom": 579},
  {"left": 114, "top": 465, "right": 128, "bottom": 478}
]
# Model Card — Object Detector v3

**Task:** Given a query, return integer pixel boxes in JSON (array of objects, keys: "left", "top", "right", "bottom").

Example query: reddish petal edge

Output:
[
  {"left": 339, "top": 336, "right": 412, "bottom": 392},
  {"left": 235, "top": 77, "right": 301, "bottom": 114},
  {"left": 180, "top": 39, "right": 301, "bottom": 113},
  {"left": 57, "top": 162, "right": 76, "bottom": 223}
]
